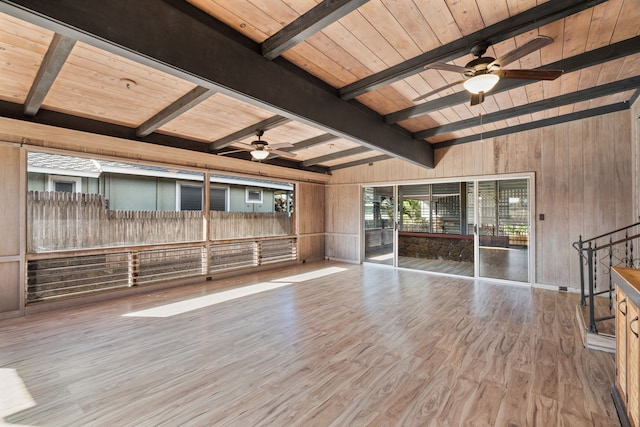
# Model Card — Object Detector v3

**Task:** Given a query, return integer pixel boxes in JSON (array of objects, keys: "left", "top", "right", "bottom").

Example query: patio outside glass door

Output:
[
  {"left": 363, "top": 186, "right": 395, "bottom": 265},
  {"left": 477, "top": 178, "right": 530, "bottom": 282}
]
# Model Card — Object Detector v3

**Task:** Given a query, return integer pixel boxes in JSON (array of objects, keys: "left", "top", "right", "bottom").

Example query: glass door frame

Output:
[
  {"left": 361, "top": 184, "right": 398, "bottom": 267},
  {"left": 472, "top": 173, "right": 535, "bottom": 285},
  {"left": 360, "top": 172, "right": 535, "bottom": 285}
]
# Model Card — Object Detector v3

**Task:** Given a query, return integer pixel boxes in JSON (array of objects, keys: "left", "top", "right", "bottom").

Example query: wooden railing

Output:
[{"left": 27, "top": 237, "right": 298, "bottom": 303}]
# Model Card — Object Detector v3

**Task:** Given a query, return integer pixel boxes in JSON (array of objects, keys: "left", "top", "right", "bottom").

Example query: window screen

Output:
[
  {"left": 54, "top": 181, "right": 74, "bottom": 193},
  {"left": 180, "top": 185, "right": 202, "bottom": 211},
  {"left": 210, "top": 188, "right": 226, "bottom": 211}
]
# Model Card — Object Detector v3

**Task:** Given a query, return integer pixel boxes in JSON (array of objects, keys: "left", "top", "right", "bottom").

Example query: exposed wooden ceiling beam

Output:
[
  {"left": 329, "top": 154, "right": 390, "bottom": 170},
  {"left": 209, "top": 115, "right": 291, "bottom": 151},
  {"left": 1, "top": 0, "right": 434, "bottom": 169},
  {"left": 386, "top": 35, "right": 640, "bottom": 124},
  {"left": 415, "top": 76, "right": 640, "bottom": 139},
  {"left": 136, "top": 86, "right": 215, "bottom": 137},
  {"left": 339, "top": 0, "right": 607, "bottom": 100},
  {"left": 302, "top": 146, "right": 371, "bottom": 167},
  {"left": 432, "top": 103, "right": 629, "bottom": 149},
  {"left": 23, "top": 33, "right": 76, "bottom": 116},
  {"left": 0, "top": 99, "right": 329, "bottom": 173},
  {"left": 262, "top": 0, "right": 368, "bottom": 60}
]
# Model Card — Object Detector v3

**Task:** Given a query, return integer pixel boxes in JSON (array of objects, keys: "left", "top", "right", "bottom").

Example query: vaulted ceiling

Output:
[{"left": 0, "top": 0, "right": 638, "bottom": 173}]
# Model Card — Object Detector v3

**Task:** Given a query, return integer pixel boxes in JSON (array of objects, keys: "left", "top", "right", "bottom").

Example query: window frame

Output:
[
  {"left": 48, "top": 175, "right": 82, "bottom": 193},
  {"left": 245, "top": 187, "right": 263, "bottom": 204}
]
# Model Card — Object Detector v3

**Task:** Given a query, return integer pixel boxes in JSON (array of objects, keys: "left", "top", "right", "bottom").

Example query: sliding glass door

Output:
[
  {"left": 396, "top": 182, "right": 475, "bottom": 276},
  {"left": 363, "top": 186, "right": 395, "bottom": 265},
  {"left": 362, "top": 176, "right": 531, "bottom": 283},
  {"left": 477, "top": 178, "right": 530, "bottom": 282}
]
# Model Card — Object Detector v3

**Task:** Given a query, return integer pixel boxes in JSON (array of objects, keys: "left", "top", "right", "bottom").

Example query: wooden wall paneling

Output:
[
  {"left": 482, "top": 138, "right": 495, "bottom": 175},
  {"left": 567, "top": 119, "right": 585, "bottom": 289},
  {"left": 537, "top": 125, "right": 557, "bottom": 285},
  {"left": 297, "top": 235, "right": 325, "bottom": 262},
  {"left": 632, "top": 97, "right": 640, "bottom": 221},
  {"left": 0, "top": 145, "right": 20, "bottom": 256},
  {"left": 494, "top": 135, "right": 510, "bottom": 173},
  {"left": 296, "top": 182, "right": 325, "bottom": 235},
  {"left": 324, "top": 184, "right": 360, "bottom": 263},
  {"left": 613, "top": 108, "right": 633, "bottom": 229},
  {"left": 554, "top": 122, "right": 571, "bottom": 286},
  {"left": 325, "top": 184, "right": 360, "bottom": 234},
  {"left": 325, "top": 234, "right": 360, "bottom": 262},
  {"left": 595, "top": 115, "right": 616, "bottom": 237},
  {"left": 0, "top": 144, "right": 24, "bottom": 318}
]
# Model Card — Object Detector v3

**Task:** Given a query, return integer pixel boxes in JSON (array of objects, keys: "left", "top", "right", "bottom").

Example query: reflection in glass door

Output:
[
  {"left": 477, "top": 179, "right": 529, "bottom": 282},
  {"left": 363, "top": 186, "right": 395, "bottom": 265}
]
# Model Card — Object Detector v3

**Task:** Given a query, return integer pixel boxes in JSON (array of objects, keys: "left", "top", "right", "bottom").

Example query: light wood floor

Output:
[{"left": 0, "top": 261, "right": 619, "bottom": 426}]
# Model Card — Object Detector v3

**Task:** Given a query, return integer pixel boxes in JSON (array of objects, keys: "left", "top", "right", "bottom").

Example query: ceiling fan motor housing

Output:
[{"left": 464, "top": 56, "right": 497, "bottom": 76}]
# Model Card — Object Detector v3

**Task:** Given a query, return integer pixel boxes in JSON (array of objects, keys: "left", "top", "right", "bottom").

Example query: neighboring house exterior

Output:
[{"left": 27, "top": 152, "right": 293, "bottom": 213}]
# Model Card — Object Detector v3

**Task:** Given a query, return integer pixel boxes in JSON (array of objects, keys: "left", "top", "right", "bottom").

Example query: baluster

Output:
[
  {"left": 625, "top": 230, "right": 630, "bottom": 267},
  {"left": 609, "top": 235, "right": 613, "bottom": 311},
  {"left": 587, "top": 242, "right": 596, "bottom": 333},
  {"left": 578, "top": 235, "right": 585, "bottom": 306}
]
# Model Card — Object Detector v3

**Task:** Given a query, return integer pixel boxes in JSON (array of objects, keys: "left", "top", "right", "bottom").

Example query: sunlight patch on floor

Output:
[
  {"left": 272, "top": 266, "right": 347, "bottom": 283},
  {"left": 123, "top": 281, "right": 294, "bottom": 318},
  {"left": 124, "top": 266, "right": 348, "bottom": 318},
  {"left": 0, "top": 368, "right": 37, "bottom": 426}
]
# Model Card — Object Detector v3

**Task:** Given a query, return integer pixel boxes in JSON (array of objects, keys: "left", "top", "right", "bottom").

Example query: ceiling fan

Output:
[
  {"left": 413, "top": 35, "right": 563, "bottom": 106},
  {"left": 217, "top": 130, "right": 297, "bottom": 161}
]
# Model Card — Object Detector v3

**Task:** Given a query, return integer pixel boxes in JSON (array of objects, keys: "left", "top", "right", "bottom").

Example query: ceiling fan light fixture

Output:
[
  {"left": 463, "top": 73, "right": 500, "bottom": 94},
  {"left": 250, "top": 149, "right": 269, "bottom": 160}
]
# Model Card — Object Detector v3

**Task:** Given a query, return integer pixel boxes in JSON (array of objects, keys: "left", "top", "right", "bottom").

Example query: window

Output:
[
  {"left": 48, "top": 175, "right": 81, "bottom": 193},
  {"left": 245, "top": 188, "right": 263, "bottom": 203},
  {"left": 179, "top": 184, "right": 203, "bottom": 211},
  {"left": 210, "top": 187, "right": 228, "bottom": 211}
]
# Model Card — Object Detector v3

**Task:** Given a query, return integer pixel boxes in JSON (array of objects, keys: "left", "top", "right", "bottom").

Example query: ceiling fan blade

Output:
[
  {"left": 489, "top": 35, "right": 554, "bottom": 68},
  {"left": 425, "top": 62, "right": 469, "bottom": 74},
  {"left": 217, "top": 148, "right": 246, "bottom": 156},
  {"left": 497, "top": 69, "right": 563, "bottom": 80},
  {"left": 470, "top": 92, "right": 484, "bottom": 106},
  {"left": 269, "top": 148, "right": 298, "bottom": 157},
  {"left": 269, "top": 142, "right": 294, "bottom": 149},
  {"left": 412, "top": 80, "right": 466, "bottom": 102}
]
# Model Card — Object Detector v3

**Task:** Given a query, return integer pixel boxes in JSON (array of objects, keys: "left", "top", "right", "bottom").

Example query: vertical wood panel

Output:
[
  {"left": 554, "top": 122, "right": 571, "bottom": 286},
  {"left": 567, "top": 120, "right": 585, "bottom": 288},
  {"left": 632, "top": 98, "right": 640, "bottom": 221},
  {"left": 0, "top": 145, "right": 21, "bottom": 256},
  {"left": 297, "top": 182, "right": 325, "bottom": 234},
  {"left": 538, "top": 126, "right": 557, "bottom": 285},
  {"left": 324, "top": 184, "right": 361, "bottom": 262},
  {"left": 0, "top": 262, "right": 20, "bottom": 313},
  {"left": 296, "top": 182, "right": 325, "bottom": 260},
  {"left": 0, "top": 144, "right": 23, "bottom": 318}
]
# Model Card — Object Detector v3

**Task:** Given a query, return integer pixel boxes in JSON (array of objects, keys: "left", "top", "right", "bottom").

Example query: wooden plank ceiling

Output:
[{"left": 0, "top": 0, "right": 639, "bottom": 172}]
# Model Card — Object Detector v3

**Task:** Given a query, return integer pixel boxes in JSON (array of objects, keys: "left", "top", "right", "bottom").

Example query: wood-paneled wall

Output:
[
  {"left": 632, "top": 97, "right": 640, "bottom": 222},
  {"left": 325, "top": 184, "right": 361, "bottom": 262},
  {"left": 328, "top": 110, "right": 634, "bottom": 289},
  {"left": 0, "top": 144, "right": 24, "bottom": 319},
  {"left": 296, "top": 182, "right": 325, "bottom": 262}
]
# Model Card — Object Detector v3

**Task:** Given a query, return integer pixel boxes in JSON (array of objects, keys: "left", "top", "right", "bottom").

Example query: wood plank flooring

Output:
[{"left": 0, "top": 261, "right": 619, "bottom": 426}]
